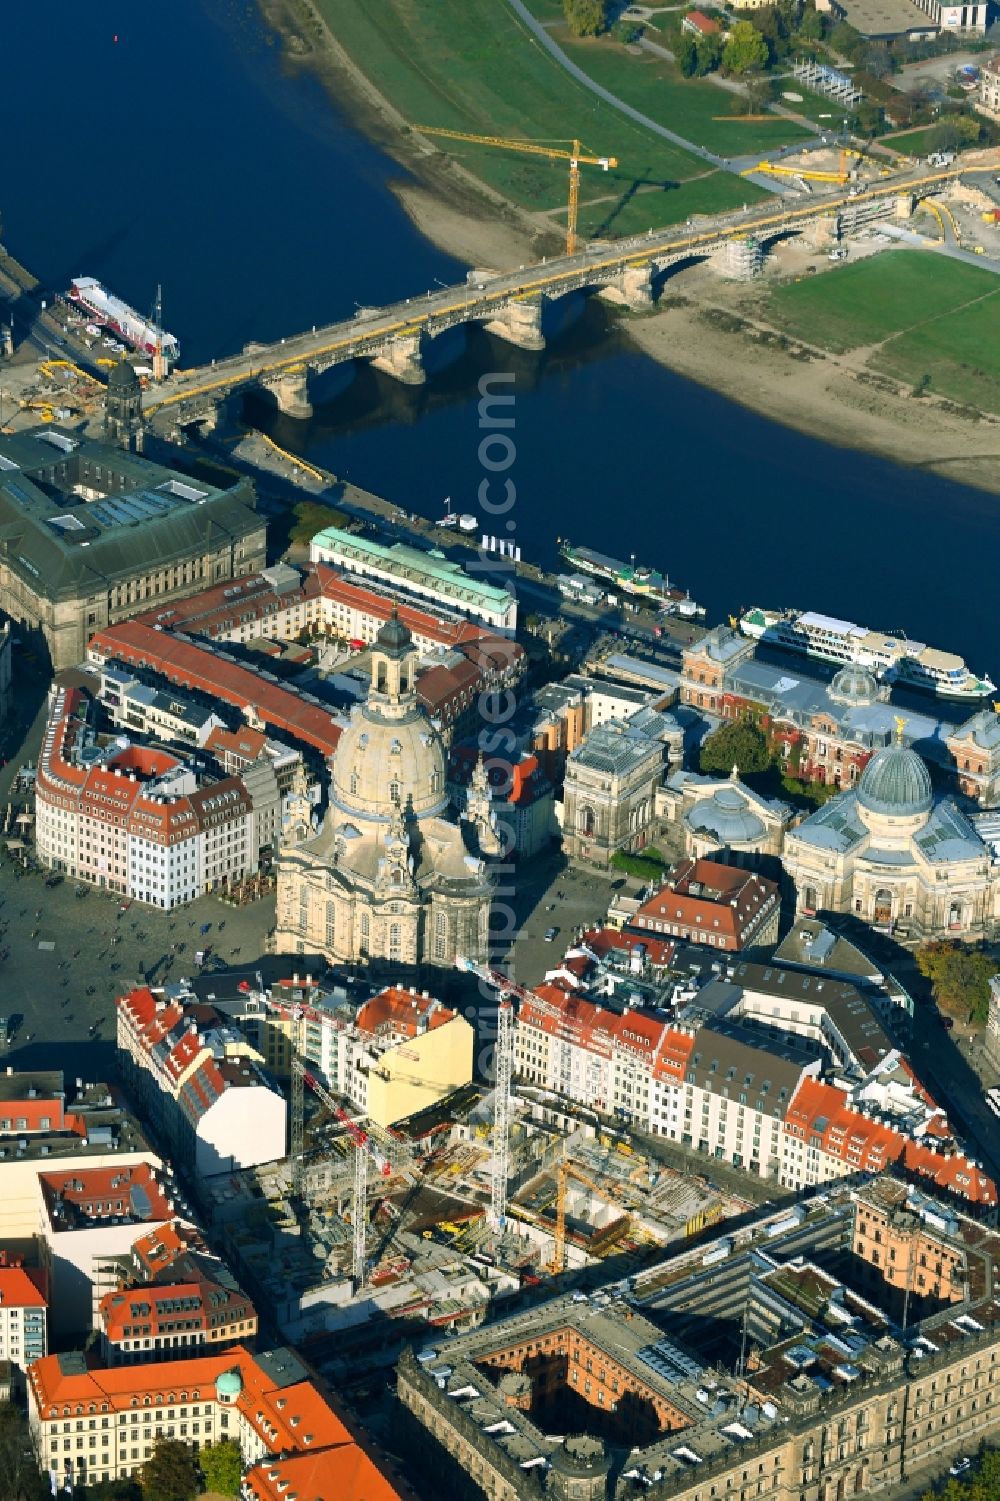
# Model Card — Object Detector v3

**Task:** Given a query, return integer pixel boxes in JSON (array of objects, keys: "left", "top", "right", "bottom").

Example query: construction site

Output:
[{"left": 197, "top": 966, "right": 751, "bottom": 1393}]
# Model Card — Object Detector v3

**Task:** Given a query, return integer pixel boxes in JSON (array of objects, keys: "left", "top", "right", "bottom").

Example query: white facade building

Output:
[
  {"left": 310, "top": 525, "right": 518, "bottom": 635},
  {"left": 35, "top": 686, "right": 277, "bottom": 908}
]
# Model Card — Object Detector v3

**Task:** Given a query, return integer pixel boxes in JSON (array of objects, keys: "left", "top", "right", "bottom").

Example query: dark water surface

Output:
[{"left": 2, "top": 0, "right": 997, "bottom": 674}]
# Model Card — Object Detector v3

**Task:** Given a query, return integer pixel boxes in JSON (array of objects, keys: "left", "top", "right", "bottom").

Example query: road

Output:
[{"left": 876, "top": 219, "right": 1000, "bottom": 274}]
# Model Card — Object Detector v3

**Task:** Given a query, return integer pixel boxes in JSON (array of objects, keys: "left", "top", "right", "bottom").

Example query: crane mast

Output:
[
  {"left": 414, "top": 128, "right": 616, "bottom": 256},
  {"left": 455, "top": 957, "right": 559, "bottom": 1232}
]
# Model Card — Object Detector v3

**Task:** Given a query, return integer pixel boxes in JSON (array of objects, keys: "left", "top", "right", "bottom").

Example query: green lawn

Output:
[
  {"left": 765, "top": 250, "right": 998, "bottom": 353},
  {"left": 873, "top": 293, "right": 1000, "bottom": 414},
  {"left": 553, "top": 31, "right": 814, "bottom": 155},
  {"left": 318, "top": 0, "right": 769, "bottom": 233},
  {"left": 880, "top": 126, "right": 939, "bottom": 159},
  {"left": 766, "top": 250, "right": 1000, "bottom": 412}
]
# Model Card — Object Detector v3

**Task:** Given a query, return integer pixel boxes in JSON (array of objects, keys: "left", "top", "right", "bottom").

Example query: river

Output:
[{"left": 2, "top": 0, "right": 997, "bottom": 675}]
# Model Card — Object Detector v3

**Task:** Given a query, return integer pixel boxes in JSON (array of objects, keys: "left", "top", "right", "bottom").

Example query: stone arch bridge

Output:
[{"left": 142, "top": 167, "right": 979, "bottom": 428}]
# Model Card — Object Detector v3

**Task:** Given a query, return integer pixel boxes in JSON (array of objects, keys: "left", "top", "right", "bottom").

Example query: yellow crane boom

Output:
[
  {"left": 414, "top": 126, "right": 617, "bottom": 256},
  {"left": 549, "top": 1150, "right": 630, "bottom": 1275}
]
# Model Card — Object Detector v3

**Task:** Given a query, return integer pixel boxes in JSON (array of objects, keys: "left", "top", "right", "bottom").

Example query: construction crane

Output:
[
  {"left": 267, "top": 990, "right": 419, "bottom": 1287},
  {"left": 414, "top": 127, "right": 618, "bottom": 256},
  {"left": 456, "top": 957, "right": 567, "bottom": 1231},
  {"left": 548, "top": 1143, "right": 630, "bottom": 1276}
]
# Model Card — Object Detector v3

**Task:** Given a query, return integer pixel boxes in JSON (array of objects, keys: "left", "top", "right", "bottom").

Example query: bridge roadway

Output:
[{"left": 145, "top": 158, "right": 998, "bottom": 425}]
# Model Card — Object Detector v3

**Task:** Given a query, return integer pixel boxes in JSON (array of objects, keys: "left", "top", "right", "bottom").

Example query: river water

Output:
[{"left": 2, "top": 0, "right": 997, "bottom": 674}]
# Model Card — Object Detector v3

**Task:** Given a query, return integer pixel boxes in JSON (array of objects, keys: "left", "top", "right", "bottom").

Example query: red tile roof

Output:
[
  {"left": 631, "top": 859, "right": 778, "bottom": 951},
  {"left": 580, "top": 926, "right": 676, "bottom": 969},
  {"left": 245, "top": 1443, "right": 404, "bottom": 1501},
  {"left": 784, "top": 1077, "right": 996, "bottom": 1207},
  {"left": 88, "top": 622, "right": 343, "bottom": 758},
  {"left": 99, "top": 1278, "right": 255, "bottom": 1343},
  {"left": 354, "top": 987, "right": 455, "bottom": 1039},
  {"left": 39, "top": 1162, "right": 173, "bottom": 1227},
  {"left": 0, "top": 1266, "right": 47, "bottom": 1309}
]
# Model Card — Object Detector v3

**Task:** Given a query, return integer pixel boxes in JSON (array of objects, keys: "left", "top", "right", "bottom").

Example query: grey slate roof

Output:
[
  {"left": 788, "top": 791, "right": 867, "bottom": 854},
  {"left": 726, "top": 658, "right": 951, "bottom": 758},
  {"left": 0, "top": 428, "right": 259, "bottom": 601}
]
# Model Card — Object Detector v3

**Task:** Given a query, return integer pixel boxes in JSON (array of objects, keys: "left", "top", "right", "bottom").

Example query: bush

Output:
[
  {"left": 700, "top": 720, "right": 770, "bottom": 776},
  {"left": 199, "top": 1439, "right": 242, "bottom": 1498},
  {"left": 610, "top": 848, "right": 668, "bottom": 881},
  {"left": 563, "top": 0, "right": 608, "bottom": 35}
]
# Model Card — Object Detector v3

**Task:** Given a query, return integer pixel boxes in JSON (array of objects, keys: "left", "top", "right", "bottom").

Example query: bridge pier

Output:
[
  {"left": 266, "top": 369, "right": 314, "bottom": 420},
  {"left": 482, "top": 293, "right": 545, "bottom": 352},
  {"left": 370, "top": 333, "right": 426, "bottom": 386},
  {"left": 597, "top": 263, "right": 655, "bottom": 311}
]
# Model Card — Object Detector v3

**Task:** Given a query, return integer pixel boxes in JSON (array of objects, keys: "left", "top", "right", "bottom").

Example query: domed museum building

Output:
[
  {"left": 275, "top": 612, "right": 498, "bottom": 969},
  {"left": 782, "top": 726, "right": 1000, "bottom": 939}
]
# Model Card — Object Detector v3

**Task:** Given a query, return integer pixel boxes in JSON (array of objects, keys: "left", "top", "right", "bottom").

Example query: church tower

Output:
[{"left": 104, "top": 359, "right": 143, "bottom": 452}]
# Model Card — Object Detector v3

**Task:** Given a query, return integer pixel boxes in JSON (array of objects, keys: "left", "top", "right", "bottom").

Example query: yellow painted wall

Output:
[{"left": 366, "top": 1016, "right": 474, "bottom": 1128}]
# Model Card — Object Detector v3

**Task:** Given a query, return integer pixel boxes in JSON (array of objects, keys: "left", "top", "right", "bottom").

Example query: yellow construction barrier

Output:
[{"left": 258, "top": 430, "right": 326, "bottom": 485}]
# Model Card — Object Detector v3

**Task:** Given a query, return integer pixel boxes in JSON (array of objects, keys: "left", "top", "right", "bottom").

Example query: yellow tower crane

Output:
[
  {"left": 414, "top": 127, "right": 618, "bottom": 256},
  {"left": 548, "top": 1148, "right": 630, "bottom": 1276}
]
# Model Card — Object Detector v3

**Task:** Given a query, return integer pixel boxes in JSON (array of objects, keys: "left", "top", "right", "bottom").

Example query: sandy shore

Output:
[
  {"left": 628, "top": 267, "right": 1000, "bottom": 494},
  {"left": 257, "top": 0, "right": 1000, "bottom": 496}
]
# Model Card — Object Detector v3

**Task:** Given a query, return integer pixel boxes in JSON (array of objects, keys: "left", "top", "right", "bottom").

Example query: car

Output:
[
  {"left": 544, "top": 926, "right": 559, "bottom": 942},
  {"left": 949, "top": 1458, "right": 972, "bottom": 1477},
  {"left": 942, "top": 1016, "right": 955, "bottom": 1031}
]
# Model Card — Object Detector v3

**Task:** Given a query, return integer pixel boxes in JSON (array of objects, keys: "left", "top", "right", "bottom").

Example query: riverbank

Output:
[
  {"left": 258, "top": 0, "right": 1000, "bottom": 496},
  {"left": 630, "top": 266, "right": 1000, "bottom": 495},
  {"left": 256, "top": 0, "right": 549, "bottom": 271}
]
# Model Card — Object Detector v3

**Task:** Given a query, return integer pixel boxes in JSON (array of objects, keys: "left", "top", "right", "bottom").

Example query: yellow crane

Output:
[
  {"left": 414, "top": 126, "right": 617, "bottom": 256},
  {"left": 548, "top": 1147, "right": 630, "bottom": 1275}
]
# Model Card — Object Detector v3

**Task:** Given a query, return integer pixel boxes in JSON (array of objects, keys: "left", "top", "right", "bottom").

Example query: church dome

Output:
[
  {"left": 688, "top": 785, "right": 765, "bottom": 845},
  {"left": 829, "top": 665, "right": 878, "bottom": 705},
  {"left": 376, "top": 608, "right": 412, "bottom": 659},
  {"left": 856, "top": 742, "right": 933, "bottom": 818},
  {"left": 107, "top": 358, "right": 139, "bottom": 389},
  {"left": 331, "top": 702, "right": 447, "bottom": 822}
]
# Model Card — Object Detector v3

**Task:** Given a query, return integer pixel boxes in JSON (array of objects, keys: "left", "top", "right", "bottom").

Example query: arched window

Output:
[
  {"left": 390, "top": 780, "right": 400, "bottom": 805},
  {"left": 801, "top": 885, "right": 818, "bottom": 914},
  {"left": 873, "top": 888, "right": 893, "bottom": 923},
  {"left": 350, "top": 770, "right": 359, "bottom": 797},
  {"left": 434, "top": 910, "right": 447, "bottom": 961},
  {"left": 389, "top": 922, "right": 401, "bottom": 958},
  {"left": 325, "top": 901, "right": 336, "bottom": 951},
  {"left": 579, "top": 805, "right": 595, "bottom": 837}
]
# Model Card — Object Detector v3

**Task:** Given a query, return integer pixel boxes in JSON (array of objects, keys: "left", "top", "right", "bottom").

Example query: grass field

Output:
[
  {"left": 318, "top": 0, "right": 766, "bottom": 232},
  {"left": 880, "top": 126, "right": 939, "bottom": 159},
  {"left": 554, "top": 31, "right": 814, "bottom": 156},
  {"left": 766, "top": 250, "right": 1000, "bottom": 411}
]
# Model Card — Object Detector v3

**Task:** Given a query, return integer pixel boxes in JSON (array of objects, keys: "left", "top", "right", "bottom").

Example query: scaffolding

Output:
[
  {"left": 724, "top": 236, "right": 765, "bottom": 280},
  {"left": 792, "top": 58, "right": 862, "bottom": 107}
]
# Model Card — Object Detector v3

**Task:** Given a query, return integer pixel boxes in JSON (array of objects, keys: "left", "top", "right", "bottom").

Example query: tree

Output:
[
  {"left": 931, "top": 114, "right": 982, "bottom": 151},
  {"left": 563, "top": 0, "right": 607, "bottom": 36},
  {"left": 288, "top": 499, "right": 348, "bottom": 546},
  {"left": 676, "top": 31, "right": 700, "bottom": 76},
  {"left": 699, "top": 720, "right": 770, "bottom": 776},
  {"left": 0, "top": 1404, "right": 47, "bottom": 1501},
  {"left": 915, "top": 941, "right": 995, "bottom": 1025},
  {"left": 695, "top": 32, "right": 724, "bottom": 74},
  {"left": 199, "top": 1439, "right": 242, "bottom": 1497},
  {"left": 796, "top": 5, "right": 825, "bottom": 40},
  {"left": 828, "top": 20, "right": 864, "bottom": 59},
  {"left": 722, "top": 21, "right": 770, "bottom": 75},
  {"left": 139, "top": 1439, "right": 199, "bottom": 1501}
]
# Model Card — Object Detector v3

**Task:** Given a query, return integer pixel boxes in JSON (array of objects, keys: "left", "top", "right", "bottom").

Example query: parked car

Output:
[
  {"left": 544, "top": 926, "right": 559, "bottom": 942},
  {"left": 949, "top": 1458, "right": 972, "bottom": 1477}
]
